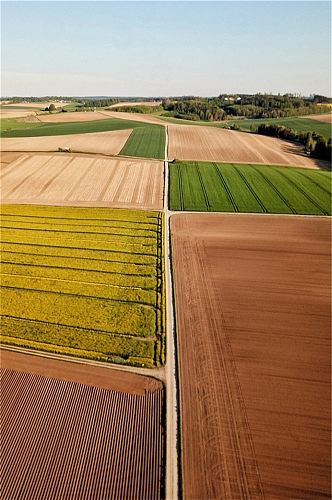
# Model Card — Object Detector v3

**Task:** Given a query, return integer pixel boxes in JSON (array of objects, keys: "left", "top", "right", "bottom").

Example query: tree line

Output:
[
  {"left": 76, "top": 98, "right": 119, "bottom": 108},
  {"left": 257, "top": 123, "right": 331, "bottom": 162},
  {"left": 162, "top": 94, "right": 331, "bottom": 121},
  {"left": 109, "top": 105, "right": 163, "bottom": 114}
]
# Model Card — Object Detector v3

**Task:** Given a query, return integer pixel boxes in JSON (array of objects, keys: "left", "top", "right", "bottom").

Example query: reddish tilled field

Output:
[
  {"left": 1, "top": 349, "right": 165, "bottom": 500},
  {"left": 171, "top": 214, "right": 331, "bottom": 499}
]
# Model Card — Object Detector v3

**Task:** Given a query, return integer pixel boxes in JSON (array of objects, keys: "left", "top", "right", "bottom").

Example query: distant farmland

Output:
[
  {"left": 169, "top": 161, "right": 331, "bottom": 215},
  {"left": 0, "top": 117, "right": 140, "bottom": 136},
  {"left": 222, "top": 116, "right": 332, "bottom": 140},
  {"left": 161, "top": 114, "right": 332, "bottom": 139},
  {"left": 0, "top": 205, "right": 165, "bottom": 367},
  {"left": 0, "top": 117, "right": 166, "bottom": 159}
]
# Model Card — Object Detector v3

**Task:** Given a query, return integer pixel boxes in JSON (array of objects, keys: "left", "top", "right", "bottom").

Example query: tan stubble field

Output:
[
  {"left": 0, "top": 128, "right": 132, "bottom": 155},
  {"left": 1, "top": 154, "right": 164, "bottom": 210}
]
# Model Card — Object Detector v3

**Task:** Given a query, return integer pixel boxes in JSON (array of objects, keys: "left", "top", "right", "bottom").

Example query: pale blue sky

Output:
[{"left": 2, "top": 1, "right": 331, "bottom": 96}]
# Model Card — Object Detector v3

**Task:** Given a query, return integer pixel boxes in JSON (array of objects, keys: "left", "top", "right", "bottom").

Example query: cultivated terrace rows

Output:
[{"left": 1, "top": 349, "right": 165, "bottom": 500}]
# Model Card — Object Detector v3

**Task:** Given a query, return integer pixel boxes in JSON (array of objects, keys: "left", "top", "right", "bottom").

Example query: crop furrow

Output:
[{"left": 213, "top": 163, "right": 239, "bottom": 212}]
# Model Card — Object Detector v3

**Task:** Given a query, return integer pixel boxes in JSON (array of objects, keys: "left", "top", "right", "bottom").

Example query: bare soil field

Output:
[
  {"left": 1, "top": 349, "right": 164, "bottom": 500},
  {"left": 168, "top": 124, "right": 324, "bottom": 168},
  {"left": 1, "top": 128, "right": 132, "bottom": 155},
  {"left": 1, "top": 348, "right": 160, "bottom": 396},
  {"left": 305, "top": 113, "right": 332, "bottom": 123},
  {"left": 1, "top": 153, "right": 164, "bottom": 210},
  {"left": 37, "top": 111, "right": 116, "bottom": 123},
  {"left": 171, "top": 214, "right": 331, "bottom": 500},
  {"left": 101, "top": 110, "right": 166, "bottom": 126},
  {"left": 0, "top": 109, "right": 36, "bottom": 119}
]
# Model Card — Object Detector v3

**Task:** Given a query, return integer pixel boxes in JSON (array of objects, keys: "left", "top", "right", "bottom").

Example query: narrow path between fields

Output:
[
  {"left": 2, "top": 125, "right": 181, "bottom": 499},
  {"left": 164, "top": 126, "right": 180, "bottom": 500}
]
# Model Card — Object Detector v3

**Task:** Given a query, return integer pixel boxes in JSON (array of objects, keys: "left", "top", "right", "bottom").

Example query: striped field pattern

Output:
[
  {"left": 0, "top": 205, "right": 165, "bottom": 366},
  {"left": 169, "top": 161, "right": 331, "bottom": 215},
  {"left": 1, "top": 368, "right": 164, "bottom": 500}
]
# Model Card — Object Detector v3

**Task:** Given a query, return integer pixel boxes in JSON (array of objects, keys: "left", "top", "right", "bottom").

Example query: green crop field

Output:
[
  {"left": 169, "top": 161, "right": 331, "bottom": 215},
  {"left": 120, "top": 125, "right": 165, "bottom": 159},
  {"left": 0, "top": 117, "right": 142, "bottom": 136},
  {"left": 0, "top": 205, "right": 165, "bottom": 367},
  {"left": 0, "top": 117, "right": 166, "bottom": 159}
]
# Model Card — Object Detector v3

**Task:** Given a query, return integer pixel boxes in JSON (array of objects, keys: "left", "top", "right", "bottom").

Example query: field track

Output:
[
  {"left": 168, "top": 124, "right": 324, "bottom": 168},
  {"left": 305, "top": 113, "right": 332, "bottom": 123},
  {"left": 171, "top": 214, "right": 331, "bottom": 499},
  {"left": 1, "top": 129, "right": 132, "bottom": 155},
  {"left": 1, "top": 154, "right": 164, "bottom": 210},
  {"left": 1, "top": 349, "right": 164, "bottom": 500}
]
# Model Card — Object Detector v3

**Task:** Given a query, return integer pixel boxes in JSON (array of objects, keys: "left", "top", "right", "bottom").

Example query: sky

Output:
[{"left": 1, "top": 1, "right": 331, "bottom": 97}]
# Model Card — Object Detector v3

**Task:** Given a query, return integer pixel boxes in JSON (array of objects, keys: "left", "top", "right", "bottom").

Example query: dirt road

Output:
[{"left": 163, "top": 126, "right": 180, "bottom": 500}]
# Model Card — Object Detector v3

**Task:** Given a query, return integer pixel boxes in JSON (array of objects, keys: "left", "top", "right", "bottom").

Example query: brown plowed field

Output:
[
  {"left": 168, "top": 124, "right": 323, "bottom": 168},
  {"left": 1, "top": 154, "right": 164, "bottom": 210},
  {"left": 1, "top": 128, "right": 132, "bottom": 155},
  {"left": 1, "top": 349, "right": 164, "bottom": 500},
  {"left": 171, "top": 214, "right": 331, "bottom": 500}
]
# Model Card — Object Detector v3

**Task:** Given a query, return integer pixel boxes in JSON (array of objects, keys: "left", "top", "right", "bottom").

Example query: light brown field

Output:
[
  {"left": 0, "top": 152, "right": 24, "bottom": 168},
  {"left": 5, "top": 101, "right": 68, "bottom": 109},
  {"left": 37, "top": 111, "right": 115, "bottom": 123},
  {"left": 168, "top": 124, "right": 324, "bottom": 168},
  {"left": 109, "top": 101, "right": 162, "bottom": 108},
  {"left": 100, "top": 110, "right": 166, "bottom": 125},
  {"left": 0, "top": 109, "right": 36, "bottom": 119},
  {"left": 305, "top": 113, "right": 332, "bottom": 123},
  {"left": 34, "top": 109, "right": 165, "bottom": 125},
  {"left": 1, "top": 348, "right": 164, "bottom": 500},
  {"left": 1, "top": 129, "right": 132, "bottom": 156},
  {"left": 171, "top": 213, "right": 331, "bottom": 500},
  {"left": 1, "top": 153, "right": 164, "bottom": 210}
]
